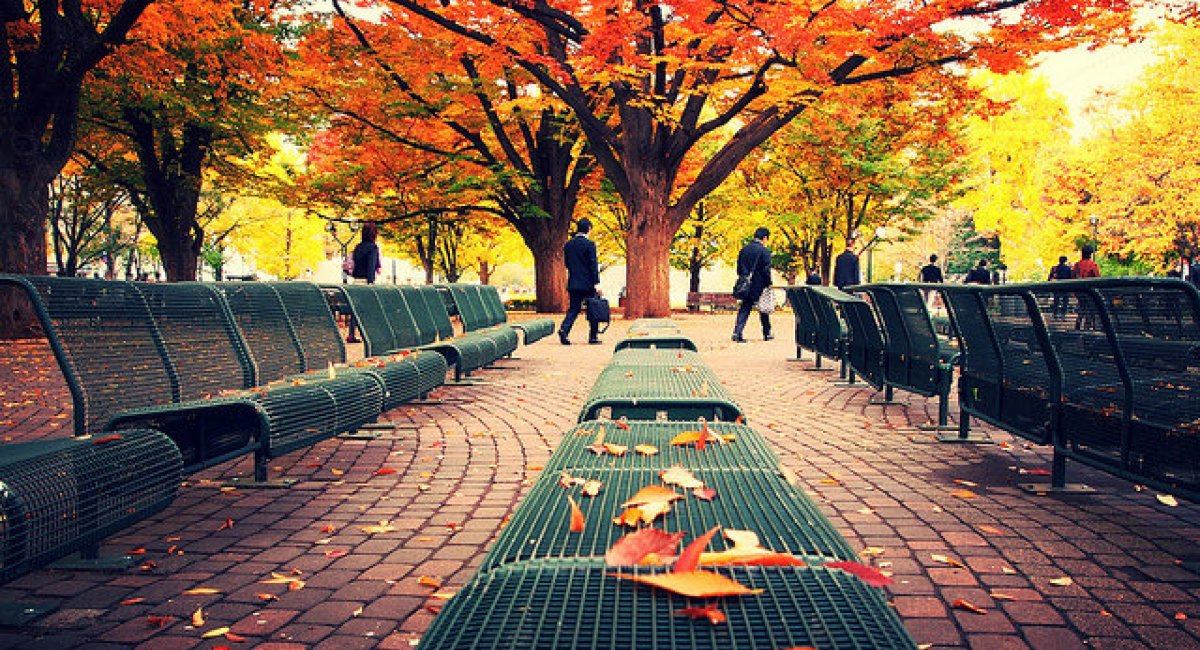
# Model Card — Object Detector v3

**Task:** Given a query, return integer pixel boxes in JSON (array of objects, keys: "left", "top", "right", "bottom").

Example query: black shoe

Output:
[
  {"left": 588, "top": 338, "right": 603, "bottom": 345},
  {"left": 559, "top": 333, "right": 571, "bottom": 345},
  {"left": 764, "top": 334, "right": 774, "bottom": 341},
  {"left": 731, "top": 335, "right": 745, "bottom": 343}
]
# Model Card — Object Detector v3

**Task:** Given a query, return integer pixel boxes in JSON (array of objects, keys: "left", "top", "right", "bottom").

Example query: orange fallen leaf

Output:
[
  {"left": 325, "top": 549, "right": 348, "bottom": 558},
  {"left": 609, "top": 570, "right": 763, "bottom": 598},
  {"left": 582, "top": 480, "right": 603, "bottom": 497},
  {"left": 217, "top": 517, "right": 234, "bottom": 532},
  {"left": 256, "top": 593, "right": 279, "bottom": 602},
  {"left": 675, "top": 526, "right": 720, "bottom": 573},
  {"left": 191, "top": 606, "right": 205, "bottom": 627},
  {"left": 612, "top": 507, "right": 645, "bottom": 528},
  {"left": 568, "top": 495, "right": 585, "bottom": 533},
  {"left": 527, "top": 464, "right": 544, "bottom": 471},
  {"left": 605, "top": 528, "right": 686, "bottom": 566},
  {"left": 989, "top": 592, "right": 1016, "bottom": 601},
  {"left": 140, "top": 561, "right": 157, "bottom": 571},
  {"left": 361, "top": 520, "right": 398, "bottom": 534},
  {"left": 634, "top": 444, "right": 659, "bottom": 456},
  {"left": 92, "top": 434, "right": 123, "bottom": 445},
  {"left": 950, "top": 489, "right": 977, "bottom": 499},
  {"left": 696, "top": 530, "right": 806, "bottom": 567},
  {"left": 146, "top": 615, "right": 174, "bottom": 628},
  {"left": 417, "top": 576, "right": 443, "bottom": 589},
  {"left": 373, "top": 468, "right": 397, "bottom": 476},
  {"left": 692, "top": 486, "right": 717, "bottom": 501},
  {"left": 977, "top": 525, "right": 1007, "bottom": 536},
  {"left": 183, "top": 587, "right": 220, "bottom": 595},
  {"left": 622, "top": 485, "right": 683, "bottom": 508},
  {"left": 603, "top": 443, "right": 628, "bottom": 456},
  {"left": 330, "top": 468, "right": 344, "bottom": 476},
  {"left": 825, "top": 561, "right": 893, "bottom": 587},
  {"left": 931, "top": 554, "right": 967, "bottom": 569},
  {"left": 952, "top": 599, "right": 987, "bottom": 615},
  {"left": 1023, "top": 468, "right": 1051, "bottom": 476},
  {"left": 201, "top": 626, "right": 231, "bottom": 638},
  {"left": 128, "top": 547, "right": 146, "bottom": 556},
  {"left": 225, "top": 631, "right": 248, "bottom": 642},
  {"left": 287, "top": 579, "right": 305, "bottom": 591},
  {"left": 675, "top": 604, "right": 727, "bottom": 624},
  {"left": 1048, "top": 576, "right": 1074, "bottom": 586},
  {"left": 953, "top": 479, "right": 978, "bottom": 487},
  {"left": 660, "top": 466, "right": 704, "bottom": 490},
  {"left": 1175, "top": 612, "right": 1188, "bottom": 621},
  {"left": 289, "top": 567, "right": 303, "bottom": 575},
  {"left": 120, "top": 597, "right": 146, "bottom": 606},
  {"left": 320, "top": 524, "right": 336, "bottom": 533},
  {"left": 614, "top": 417, "right": 631, "bottom": 431}
]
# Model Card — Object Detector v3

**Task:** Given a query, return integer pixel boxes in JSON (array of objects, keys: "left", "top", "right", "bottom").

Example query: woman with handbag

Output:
[{"left": 732, "top": 227, "right": 774, "bottom": 343}]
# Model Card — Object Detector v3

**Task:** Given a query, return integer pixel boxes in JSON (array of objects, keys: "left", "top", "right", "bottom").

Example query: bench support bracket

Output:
[{"left": 1019, "top": 450, "right": 1094, "bottom": 495}]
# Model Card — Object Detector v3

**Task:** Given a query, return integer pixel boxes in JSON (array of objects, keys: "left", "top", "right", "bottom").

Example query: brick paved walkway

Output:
[{"left": 1, "top": 314, "right": 1199, "bottom": 649}]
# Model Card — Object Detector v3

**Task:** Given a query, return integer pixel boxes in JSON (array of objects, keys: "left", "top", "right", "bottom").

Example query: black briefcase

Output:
[{"left": 586, "top": 296, "right": 611, "bottom": 333}]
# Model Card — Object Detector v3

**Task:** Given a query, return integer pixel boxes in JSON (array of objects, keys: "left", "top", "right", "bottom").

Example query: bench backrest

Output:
[
  {"left": 270, "top": 282, "right": 347, "bottom": 370},
  {"left": 784, "top": 287, "right": 820, "bottom": 349},
  {"left": 334, "top": 284, "right": 396, "bottom": 357},
  {"left": 806, "top": 286, "right": 848, "bottom": 359},
  {"left": 375, "top": 286, "right": 421, "bottom": 350},
  {"left": 448, "top": 284, "right": 483, "bottom": 331},
  {"left": 419, "top": 286, "right": 457, "bottom": 340},
  {"left": 478, "top": 285, "right": 507, "bottom": 325},
  {"left": 831, "top": 290, "right": 887, "bottom": 390},
  {"left": 398, "top": 285, "right": 438, "bottom": 345},
  {"left": 216, "top": 282, "right": 306, "bottom": 383}
]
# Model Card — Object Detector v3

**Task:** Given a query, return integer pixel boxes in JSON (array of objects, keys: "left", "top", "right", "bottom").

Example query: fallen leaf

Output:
[
  {"left": 146, "top": 615, "right": 174, "bottom": 628},
  {"left": 430, "top": 590, "right": 456, "bottom": 600},
  {"left": 91, "top": 434, "right": 123, "bottom": 445},
  {"left": 1049, "top": 577, "right": 1074, "bottom": 586},
  {"left": 675, "top": 605, "right": 727, "bottom": 624},
  {"left": 977, "top": 525, "right": 1007, "bottom": 536},
  {"left": 361, "top": 520, "right": 398, "bottom": 534},
  {"left": 373, "top": 468, "right": 397, "bottom": 476},
  {"left": 256, "top": 593, "right": 279, "bottom": 602},
  {"left": 325, "top": 549, "right": 348, "bottom": 558},
  {"left": 932, "top": 554, "right": 967, "bottom": 569},
  {"left": 989, "top": 592, "right": 1016, "bottom": 601},
  {"left": 953, "top": 479, "right": 978, "bottom": 487},
  {"left": 634, "top": 444, "right": 659, "bottom": 456},
  {"left": 352, "top": 605, "right": 364, "bottom": 616},
  {"left": 320, "top": 524, "right": 336, "bottom": 533},
  {"left": 568, "top": 495, "right": 585, "bottom": 532},
  {"left": 582, "top": 480, "right": 603, "bottom": 497},
  {"left": 1157, "top": 494, "right": 1179, "bottom": 507},
  {"left": 952, "top": 599, "right": 987, "bottom": 615},
  {"left": 609, "top": 570, "right": 763, "bottom": 598},
  {"left": 603, "top": 443, "right": 628, "bottom": 456},
  {"left": 120, "top": 597, "right": 146, "bottom": 606},
  {"left": 216, "top": 517, "right": 234, "bottom": 532},
  {"left": 614, "top": 417, "right": 631, "bottom": 431},
  {"left": 605, "top": 528, "right": 686, "bottom": 566},
  {"left": 1175, "top": 612, "right": 1188, "bottom": 621},
  {"left": 698, "top": 529, "right": 805, "bottom": 567},
  {"left": 225, "top": 631, "right": 248, "bottom": 642},
  {"left": 330, "top": 468, "right": 344, "bottom": 476},
  {"left": 860, "top": 547, "right": 886, "bottom": 557},
  {"left": 825, "top": 561, "right": 893, "bottom": 587},
  {"left": 622, "top": 485, "right": 683, "bottom": 508},
  {"left": 693, "top": 486, "right": 717, "bottom": 501},
  {"left": 128, "top": 547, "right": 146, "bottom": 556},
  {"left": 1023, "top": 468, "right": 1052, "bottom": 476},
  {"left": 612, "top": 507, "right": 646, "bottom": 527},
  {"left": 660, "top": 466, "right": 704, "bottom": 490},
  {"left": 191, "top": 606, "right": 205, "bottom": 627},
  {"left": 183, "top": 587, "right": 220, "bottom": 595},
  {"left": 417, "top": 576, "right": 443, "bottom": 589},
  {"left": 201, "top": 626, "right": 231, "bottom": 638},
  {"left": 527, "top": 464, "right": 544, "bottom": 471},
  {"left": 950, "top": 489, "right": 977, "bottom": 499},
  {"left": 287, "top": 580, "right": 305, "bottom": 591},
  {"left": 675, "top": 526, "right": 720, "bottom": 573}
]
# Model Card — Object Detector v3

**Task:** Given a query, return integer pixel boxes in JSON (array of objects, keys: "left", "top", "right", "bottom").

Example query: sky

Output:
[{"left": 1034, "top": 41, "right": 1157, "bottom": 138}]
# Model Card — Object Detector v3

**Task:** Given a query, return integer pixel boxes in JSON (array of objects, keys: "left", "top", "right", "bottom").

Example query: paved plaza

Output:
[{"left": 1, "top": 313, "right": 1199, "bottom": 649}]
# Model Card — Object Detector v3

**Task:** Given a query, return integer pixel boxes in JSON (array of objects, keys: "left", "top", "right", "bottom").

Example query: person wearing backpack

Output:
[
  {"left": 731, "top": 227, "right": 773, "bottom": 343},
  {"left": 344, "top": 223, "right": 381, "bottom": 342}
]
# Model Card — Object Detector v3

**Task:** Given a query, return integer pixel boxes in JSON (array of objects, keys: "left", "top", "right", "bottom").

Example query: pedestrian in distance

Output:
[
  {"left": 1073, "top": 245, "right": 1101, "bottom": 279},
  {"left": 559, "top": 218, "right": 602, "bottom": 345},
  {"left": 832, "top": 242, "right": 860, "bottom": 289},
  {"left": 964, "top": 258, "right": 993, "bottom": 285},
  {"left": 805, "top": 270, "right": 823, "bottom": 285},
  {"left": 1048, "top": 255, "right": 1074, "bottom": 319},
  {"left": 1189, "top": 258, "right": 1200, "bottom": 288},
  {"left": 919, "top": 254, "right": 944, "bottom": 283},
  {"left": 346, "top": 222, "right": 382, "bottom": 343},
  {"left": 731, "top": 227, "right": 774, "bottom": 343}
]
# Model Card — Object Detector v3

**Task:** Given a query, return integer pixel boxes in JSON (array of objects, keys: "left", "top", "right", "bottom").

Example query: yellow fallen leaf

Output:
[
  {"left": 430, "top": 590, "right": 457, "bottom": 600},
  {"left": 361, "top": 520, "right": 398, "bottom": 534},
  {"left": 660, "top": 466, "right": 704, "bottom": 490},
  {"left": 950, "top": 489, "right": 977, "bottom": 499},
  {"left": 1157, "top": 494, "right": 1179, "bottom": 507},
  {"left": 330, "top": 469, "right": 344, "bottom": 476},
  {"left": 582, "top": 480, "right": 602, "bottom": 497},
  {"left": 191, "top": 606, "right": 205, "bottom": 627},
  {"left": 932, "top": 554, "right": 967, "bottom": 569},
  {"left": 200, "top": 626, "right": 230, "bottom": 638},
  {"left": 417, "top": 576, "right": 443, "bottom": 589},
  {"left": 182, "top": 587, "right": 220, "bottom": 595},
  {"left": 990, "top": 592, "right": 1017, "bottom": 601},
  {"left": 635, "top": 444, "right": 659, "bottom": 456},
  {"left": 1049, "top": 577, "right": 1074, "bottom": 586},
  {"left": 861, "top": 547, "right": 886, "bottom": 557}
]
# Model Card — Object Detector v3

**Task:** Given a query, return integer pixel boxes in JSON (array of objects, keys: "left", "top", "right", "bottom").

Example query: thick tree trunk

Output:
[
  {"left": 0, "top": 166, "right": 51, "bottom": 337},
  {"left": 514, "top": 218, "right": 571, "bottom": 312},
  {"left": 624, "top": 223, "right": 674, "bottom": 319},
  {"left": 144, "top": 204, "right": 202, "bottom": 281}
]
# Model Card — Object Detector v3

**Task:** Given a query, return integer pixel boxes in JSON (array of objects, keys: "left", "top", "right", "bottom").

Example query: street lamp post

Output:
[
  {"left": 1089, "top": 214, "right": 1100, "bottom": 250},
  {"left": 865, "top": 226, "right": 888, "bottom": 283},
  {"left": 328, "top": 221, "right": 360, "bottom": 284}
]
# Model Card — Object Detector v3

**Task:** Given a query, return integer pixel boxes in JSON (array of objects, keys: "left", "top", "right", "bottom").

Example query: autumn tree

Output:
[
  {"left": 78, "top": 0, "right": 290, "bottom": 281},
  {"left": 48, "top": 165, "right": 134, "bottom": 278},
  {"left": 293, "top": 5, "right": 595, "bottom": 310},
  {"left": 381, "top": 0, "right": 1138, "bottom": 316}
]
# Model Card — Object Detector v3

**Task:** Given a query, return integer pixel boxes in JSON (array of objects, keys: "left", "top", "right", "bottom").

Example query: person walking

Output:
[
  {"left": 919, "top": 254, "right": 944, "bottom": 283},
  {"left": 559, "top": 218, "right": 601, "bottom": 345},
  {"left": 732, "top": 227, "right": 773, "bottom": 343},
  {"left": 1048, "top": 255, "right": 1074, "bottom": 319},
  {"left": 346, "top": 223, "right": 382, "bottom": 342},
  {"left": 964, "top": 258, "right": 993, "bottom": 284},
  {"left": 832, "top": 243, "right": 860, "bottom": 289},
  {"left": 1073, "top": 245, "right": 1101, "bottom": 279}
]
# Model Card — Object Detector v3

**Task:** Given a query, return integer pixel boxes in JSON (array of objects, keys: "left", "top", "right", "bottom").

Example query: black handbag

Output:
[
  {"left": 732, "top": 275, "right": 752, "bottom": 300},
  {"left": 586, "top": 296, "right": 611, "bottom": 333}
]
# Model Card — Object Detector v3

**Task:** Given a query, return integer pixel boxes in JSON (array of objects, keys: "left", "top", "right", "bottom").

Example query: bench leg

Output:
[
  {"left": 1019, "top": 447, "right": 1095, "bottom": 495},
  {"left": 831, "top": 359, "right": 857, "bottom": 387},
  {"left": 50, "top": 541, "right": 138, "bottom": 571},
  {"left": 933, "top": 408, "right": 993, "bottom": 443},
  {"left": 869, "top": 384, "right": 900, "bottom": 405},
  {"left": 919, "top": 390, "right": 959, "bottom": 432},
  {"left": 803, "top": 354, "right": 836, "bottom": 372},
  {"left": 222, "top": 450, "right": 296, "bottom": 489}
]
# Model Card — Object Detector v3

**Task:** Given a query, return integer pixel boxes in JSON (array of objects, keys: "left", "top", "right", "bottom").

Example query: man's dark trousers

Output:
[
  {"left": 560, "top": 289, "right": 599, "bottom": 341},
  {"left": 733, "top": 297, "right": 770, "bottom": 340}
]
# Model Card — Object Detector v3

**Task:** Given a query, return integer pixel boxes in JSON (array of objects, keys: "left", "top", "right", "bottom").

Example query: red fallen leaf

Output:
[
  {"left": 675, "top": 526, "right": 720, "bottom": 573},
  {"left": 373, "top": 468, "right": 397, "bottom": 476},
  {"left": 325, "top": 549, "right": 348, "bottom": 558},
  {"left": 289, "top": 567, "right": 303, "bottom": 576},
  {"left": 1175, "top": 612, "right": 1188, "bottom": 621},
  {"left": 217, "top": 517, "right": 234, "bottom": 532},
  {"left": 614, "top": 417, "right": 630, "bottom": 430},
  {"left": 676, "top": 604, "right": 727, "bottom": 624},
  {"left": 320, "top": 524, "right": 336, "bottom": 533},
  {"left": 214, "top": 646, "right": 233, "bottom": 650},
  {"left": 92, "top": 434, "right": 123, "bottom": 445},
  {"left": 140, "top": 560, "right": 158, "bottom": 571},
  {"left": 1024, "top": 468, "right": 1052, "bottom": 476},
  {"left": 127, "top": 547, "right": 146, "bottom": 555},
  {"left": 605, "top": 528, "right": 686, "bottom": 566},
  {"left": 825, "top": 561, "right": 893, "bottom": 587},
  {"left": 693, "top": 487, "right": 717, "bottom": 501},
  {"left": 225, "top": 631, "right": 248, "bottom": 642},
  {"left": 609, "top": 570, "right": 763, "bottom": 598},
  {"left": 734, "top": 415, "right": 745, "bottom": 424},
  {"left": 256, "top": 593, "right": 279, "bottom": 601},
  {"left": 567, "top": 495, "right": 585, "bottom": 533},
  {"left": 146, "top": 615, "right": 174, "bottom": 628},
  {"left": 305, "top": 463, "right": 322, "bottom": 468},
  {"left": 952, "top": 599, "right": 988, "bottom": 615},
  {"left": 120, "top": 597, "right": 146, "bottom": 606}
]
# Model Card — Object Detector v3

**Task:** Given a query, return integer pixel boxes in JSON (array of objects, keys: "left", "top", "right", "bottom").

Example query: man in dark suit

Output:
[
  {"left": 732, "top": 227, "right": 773, "bottom": 343},
  {"left": 559, "top": 218, "right": 601, "bottom": 345},
  {"left": 833, "top": 243, "right": 860, "bottom": 289}
]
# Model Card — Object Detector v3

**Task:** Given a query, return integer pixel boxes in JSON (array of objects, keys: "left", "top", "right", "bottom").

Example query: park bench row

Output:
[
  {"left": 0, "top": 275, "right": 549, "bottom": 594},
  {"left": 419, "top": 320, "right": 917, "bottom": 649},
  {"left": 791, "top": 278, "right": 1200, "bottom": 500}
]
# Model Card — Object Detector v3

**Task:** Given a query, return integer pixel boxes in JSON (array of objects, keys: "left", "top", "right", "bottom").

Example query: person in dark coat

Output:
[
  {"left": 346, "top": 223, "right": 382, "bottom": 343},
  {"left": 964, "top": 258, "right": 993, "bottom": 284},
  {"left": 1048, "top": 255, "right": 1073, "bottom": 319},
  {"left": 832, "top": 245, "right": 860, "bottom": 289},
  {"left": 732, "top": 227, "right": 773, "bottom": 343},
  {"left": 559, "top": 218, "right": 601, "bottom": 345},
  {"left": 919, "top": 254, "right": 944, "bottom": 283}
]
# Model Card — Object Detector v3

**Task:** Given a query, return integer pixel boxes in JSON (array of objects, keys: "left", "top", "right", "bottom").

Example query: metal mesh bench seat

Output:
[
  {"left": 414, "top": 285, "right": 503, "bottom": 377},
  {"left": 627, "top": 318, "right": 683, "bottom": 334},
  {"left": 447, "top": 284, "right": 519, "bottom": 358},
  {"left": 483, "top": 465, "right": 858, "bottom": 570},
  {"left": 607, "top": 347, "right": 710, "bottom": 367},
  {"left": 420, "top": 563, "right": 915, "bottom": 650},
  {"left": 0, "top": 429, "right": 181, "bottom": 585},
  {"left": 614, "top": 332, "right": 698, "bottom": 352},
  {"left": 543, "top": 421, "right": 779, "bottom": 473},
  {"left": 579, "top": 363, "right": 743, "bottom": 422},
  {"left": 477, "top": 284, "right": 556, "bottom": 345},
  {"left": 837, "top": 291, "right": 888, "bottom": 391},
  {"left": 784, "top": 286, "right": 822, "bottom": 363}
]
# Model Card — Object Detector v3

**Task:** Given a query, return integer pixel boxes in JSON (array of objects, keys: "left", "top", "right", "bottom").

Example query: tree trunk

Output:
[
  {"left": 479, "top": 261, "right": 491, "bottom": 285},
  {"left": 688, "top": 245, "right": 702, "bottom": 293},
  {"left": 514, "top": 218, "right": 571, "bottom": 312},
  {"left": 145, "top": 204, "right": 202, "bottom": 281},
  {"left": 624, "top": 222, "right": 674, "bottom": 319},
  {"left": 0, "top": 166, "right": 51, "bottom": 337}
]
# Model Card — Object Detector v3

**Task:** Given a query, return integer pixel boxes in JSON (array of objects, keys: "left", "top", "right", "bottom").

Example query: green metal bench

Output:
[
  {"left": 806, "top": 286, "right": 858, "bottom": 383},
  {"left": 0, "top": 276, "right": 383, "bottom": 482},
  {"left": 784, "top": 286, "right": 831, "bottom": 368},
  {"left": 477, "top": 284, "right": 557, "bottom": 345},
  {"left": 857, "top": 284, "right": 958, "bottom": 430},
  {"left": 835, "top": 290, "right": 889, "bottom": 392},
  {"left": 0, "top": 430, "right": 181, "bottom": 598},
  {"left": 579, "top": 351, "right": 743, "bottom": 422},
  {"left": 419, "top": 563, "right": 916, "bottom": 649},
  {"left": 616, "top": 318, "right": 697, "bottom": 351},
  {"left": 447, "top": 284, "right": 519, "bottom": 358},
  {"left": 628, "top": 318, "right": 682, "bottom": 334},
  {"left": 543, "top": 421, "right": 779, "bottom": 473}
]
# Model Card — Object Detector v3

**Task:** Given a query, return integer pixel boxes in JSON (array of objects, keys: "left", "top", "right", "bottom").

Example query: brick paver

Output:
[{"left": 1, "top": 312, "right": 1199, "bottom": 649}]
